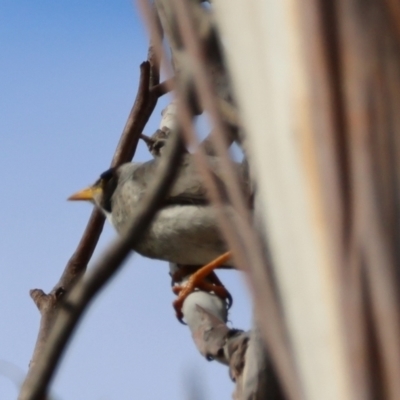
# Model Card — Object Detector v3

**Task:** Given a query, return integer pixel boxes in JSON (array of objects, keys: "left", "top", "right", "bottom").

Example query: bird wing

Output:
[
  {"left": 123, "top": 154, "right": 250, "bottom": 207},
  {"left": 166, "top": 155, "right": 210, "bottom": 205},
  {"left": 167, "top": 154, "right": 251, "bottom": 206}
]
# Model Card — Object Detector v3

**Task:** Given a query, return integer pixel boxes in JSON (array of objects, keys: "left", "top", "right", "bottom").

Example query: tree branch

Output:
[{"left": 150, "top": 78, "right": 175, "bottom": 97}]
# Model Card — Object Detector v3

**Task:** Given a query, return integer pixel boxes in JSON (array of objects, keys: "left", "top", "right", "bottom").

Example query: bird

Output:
[{"left": 68, "top": 151, "right": 250, "bottom": 320}]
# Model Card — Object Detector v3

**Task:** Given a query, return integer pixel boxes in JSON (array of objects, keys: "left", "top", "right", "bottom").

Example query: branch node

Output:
[
  {"left": 30, "top": 289, "right": 50, "bottom": 312},
  {"left": 54, "top": 287, "right": 66, "bottom": 300}
]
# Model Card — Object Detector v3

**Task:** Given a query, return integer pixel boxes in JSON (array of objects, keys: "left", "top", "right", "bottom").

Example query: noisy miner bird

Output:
[{"left": 69, "top": 151, "right": 251, "bottom": 320}]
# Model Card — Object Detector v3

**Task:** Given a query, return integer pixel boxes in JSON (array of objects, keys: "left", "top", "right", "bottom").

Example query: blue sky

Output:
[{"left": 0, "top": 1, "right": 251, "bottom": 399}]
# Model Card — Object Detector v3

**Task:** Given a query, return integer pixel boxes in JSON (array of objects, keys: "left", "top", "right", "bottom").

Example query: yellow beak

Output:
[{"left": 68, "top": 186, "right": 99, "bottom": 201}]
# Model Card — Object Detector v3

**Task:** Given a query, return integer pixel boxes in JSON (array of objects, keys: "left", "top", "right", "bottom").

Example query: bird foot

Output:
[
  {"left": 173, "top": 280, "right": 232, "bottom": 323},
  {"left": 171, "top": 252, "right": 232, "bottom": 323}
]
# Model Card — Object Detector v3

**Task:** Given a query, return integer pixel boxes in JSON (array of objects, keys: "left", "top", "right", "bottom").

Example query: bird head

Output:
[{"left": 68, "top": 168, "right": 116, "bottom": 213}]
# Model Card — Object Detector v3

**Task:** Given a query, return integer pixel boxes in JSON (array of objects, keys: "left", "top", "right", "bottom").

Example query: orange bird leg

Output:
[{"left": 173, "top": 251, "right": 232, "bottom": 321}]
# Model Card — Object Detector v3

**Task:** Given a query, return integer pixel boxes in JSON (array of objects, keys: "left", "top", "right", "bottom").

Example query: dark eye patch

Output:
[
  {"left": 98, "top": 168, "right": 117, "bottom": 213},
  {"left": 100, "top": 168, "right": 115, "bottom": 181}
]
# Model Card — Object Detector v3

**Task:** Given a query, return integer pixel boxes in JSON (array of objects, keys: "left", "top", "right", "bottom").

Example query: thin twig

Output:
[
  {"left": 150, "top": 78, "right": 175, "bottom": 97},
  {"left": 110, "top": 60, "right": 159, "bottom": 168}
]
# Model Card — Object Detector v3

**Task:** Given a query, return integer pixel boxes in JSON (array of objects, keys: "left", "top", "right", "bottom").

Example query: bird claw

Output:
[
  {"left": 171, "top": 253, "right": 233, "bottom": 323},
  {"left": 173, "top": 297, "right": 186, "bottom": 324},
  {"left": 172, "top": 277, "right": 232, "bottom": 323}
]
